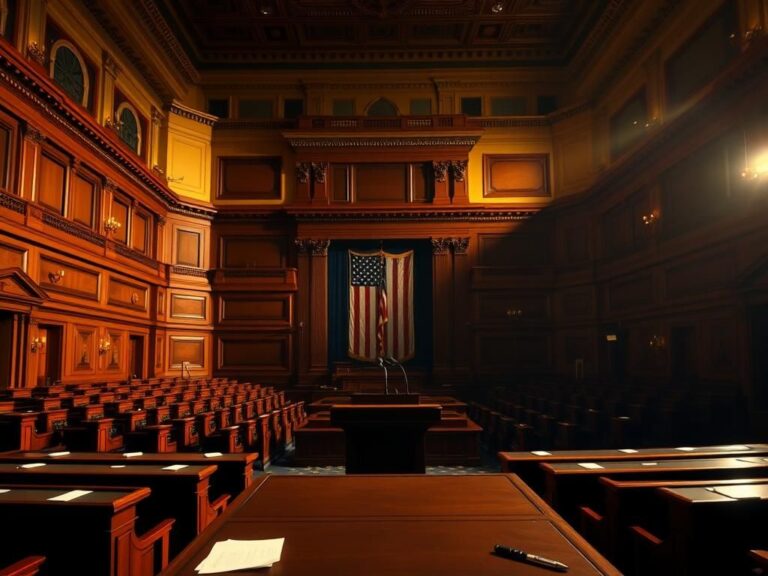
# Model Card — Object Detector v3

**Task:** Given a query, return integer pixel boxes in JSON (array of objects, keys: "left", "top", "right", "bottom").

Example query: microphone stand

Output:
[
  {"left": 387, "top": 357, "right": 409, "bottom": 395},
  {"left": 378, "top": 357, "right": 389, "bottom": 395}
]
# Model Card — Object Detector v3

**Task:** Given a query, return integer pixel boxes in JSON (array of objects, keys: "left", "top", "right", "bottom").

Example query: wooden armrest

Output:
[
  {"left": 579, "top": 505, "right": 604, "bottom": 523},
  {"left": 629, "top": 524, "right": 663, "bottom": 546},
  {"left": 131, "top": 518, "right": 175, "bottom": 575},
  {"left": 749, "top": 549, "right": 768, "bottom": 570},
  {"left": 211, "top": 493, "right": 230, "bottom": 515},
  {"left": 0, "top": 556, "right": 46, "bottom": 576}
]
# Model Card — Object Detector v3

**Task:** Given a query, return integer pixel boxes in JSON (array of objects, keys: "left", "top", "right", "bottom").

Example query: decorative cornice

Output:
[
  {"left": 287, "top": 136, "right": 481, "bottom": 149},
  {"left": 168, "top": 102, "right": 218, "bottom": 127},
  {"left": 24, "top": 126, "right": 45, "bottom": 144},
  {"left": 42, "top": 212, "right": 106, "bottom": 247},
  {"left": 295, "top": 238, "right": 330, "bottom": 256},
  {"left": 171, "top": 265, "right": 208, "bottom": 277},
  {"left": 0, "top": 189, "right": 26, "bottom": 214},
  {"left": 113, "top": 243, "right": 158, "bottom": 268},
  {"left": 167, "top": 203, "right": 216, "bottom": 221},
  {"left": 290, "top": 210, "right": 535, "bottom": 223},
  {"left": 103, "top": 51, "right": 120, "bottom": 78},
  {"left": 136, "top": 0, "right": 199, "bottom": 83}
]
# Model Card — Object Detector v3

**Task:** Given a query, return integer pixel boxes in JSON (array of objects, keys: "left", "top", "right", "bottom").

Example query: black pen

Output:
[{"left": 493, "top": 544, "right": 569, "bottom": 572}]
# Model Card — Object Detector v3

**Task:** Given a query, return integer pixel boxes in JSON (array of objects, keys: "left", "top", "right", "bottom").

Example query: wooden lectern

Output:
[{"left": 330, "top": 403, "right": 442, "bottom": 474}]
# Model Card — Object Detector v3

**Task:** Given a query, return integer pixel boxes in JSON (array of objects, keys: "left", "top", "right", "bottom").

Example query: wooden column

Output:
[
  {"left": 450, "top": 237, "right": 471, "bottom": 375},
  {"left": 296, "top": 239, "right": 330, "bottom": 386},
  {"left": 100, "top": 51, "right": 119, "bottom": 126},
  {"left": 311, "top": 163, "right": 329, "bottom": 204},
  {"left": 295, "top": 163, "right": 311, "bottom": 203},
  {"left": 432, "top": 161, "right": 450, "bottom": 205},
  {"left": 450, "top": 161, "right": 468, "bottom": 204},
  {"left": 19, "top": 125, "right": 43, "bottom": 202},
  {"left": 431, "top": 238, "right": 453, "bottom": 375}
]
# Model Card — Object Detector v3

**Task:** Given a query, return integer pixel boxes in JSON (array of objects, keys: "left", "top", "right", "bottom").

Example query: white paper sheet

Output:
[
  {"left": 20, "top": 463, "right": 46, "bottom": 469},
  {"left": 48, "top": 490, "right": 93, "bottom": 502},
  {"left": 641, "top": 462, "right": 658, "bottom": 466},
  {"left": 531, "top": 451, "right": 551, "bottom": 456},
  {"left": 163, "top": 464, "right": 189, "bottom": 471},
  {"left": 204, "top": 452, "right": 223, "bottom": 458},
  {"left": 618, "top": 449, "right": 638, "bottom": 453},
  {"left": 48, "top": 451, "right": 71, "bottom": 457},
  {"left": 195, "top": 538, "right": 284, "bottom": 574},
  {"left": 110, "top": 465, "right": 126, "bottom": 468},
  {"left": 0, "top": 489, "right": 10, "bottom": 494},
  {"left": 123, "top": 452, "right": 143, "bottom": 458},
  {"left": 578, "top": 462, "right": 604, "bottom": 469},
  {"left": 675, "top": 447, "right": 695, "bottom": 452},
  {"left": 716, "top": 445, "right": 751, "bottom": 451}
]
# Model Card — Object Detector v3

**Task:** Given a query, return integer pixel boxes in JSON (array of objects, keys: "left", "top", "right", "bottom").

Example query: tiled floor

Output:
[{"left": 263, "top": 445, "right": 501, "bottom": 476}]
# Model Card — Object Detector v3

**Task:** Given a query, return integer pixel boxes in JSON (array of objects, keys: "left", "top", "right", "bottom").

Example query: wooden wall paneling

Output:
[
  {"left": 104, "top": 330, "right": 122, "bottom": 372},
  {"left": 170, "top": 292, "right": 208, "bottom": 321},
  {"left": 483, "top": 154, "right": 550, "bottom": 198},
  {"left": 107, "top": 276, "right": 148, "bottom": 313},
  {"left": 168, "top": 335, "right": 207, "bottom": 370},
  {"left": 0, "top": 240, "right": 28, "bottom": 270},
  {"left": 37, "top": 148, "right": 68, "bottom": 214},
  {"left": 218, "top": 157, "right": 281, "bottom": 200},
  {"left": 175, "top": 227, "right": 202, "bottom": 268},
  {"left": 39, "top": 256, "right": 100, "bottom": 301},
  {"left": 607, "top": 273, "right": 655, "bottom": 314},
  {"left": 216, "top": 333, "right": 291, "bottom": 373},
  {"left": 72, "top": 324, "right": 96, "bottom": 374},
  {"left": 69, "top": 168, "right": 98, "bottom": 228},
  {"left": 217, "top": 293, "right": 292, "bottom": 327},
  {"left": 220, "top": 235, "right": 287, "bottom": 269},
  {"left": 664, "top": 250, "right": 737, "bottom": 302},
  {"left": 0, "top": 109, "right": 19, "bottom": 195},
  {"left": 354, "top": 163, "right": 408, "bottom": 202}
]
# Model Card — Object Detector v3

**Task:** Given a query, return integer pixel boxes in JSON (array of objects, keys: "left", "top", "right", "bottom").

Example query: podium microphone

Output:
[
  {"left": 378, "top": 357, "right": 389, "bottom": 395},
  {"left": 387, "top": 357, "right": 409, "bottom": 395}
]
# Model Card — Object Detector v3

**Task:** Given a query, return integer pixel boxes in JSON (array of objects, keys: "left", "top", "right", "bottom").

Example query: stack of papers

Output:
[{"left": 195, "top": 538, "right": 284, "bottom": 574}]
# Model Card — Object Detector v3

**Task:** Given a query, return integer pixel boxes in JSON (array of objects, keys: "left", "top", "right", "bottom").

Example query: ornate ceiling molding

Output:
[{"left": 285, "top": 135, "right": 482, "bottom": 149}]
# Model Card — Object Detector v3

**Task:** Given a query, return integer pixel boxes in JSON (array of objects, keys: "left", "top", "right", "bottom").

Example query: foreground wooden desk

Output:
[{"left": 162, "top": 474, "right": 620, "bottom": 575}]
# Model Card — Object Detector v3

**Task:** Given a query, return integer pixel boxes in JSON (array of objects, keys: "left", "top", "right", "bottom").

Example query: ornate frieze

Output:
[
  {"left": 171, "top": 265, "right": 208, "bottom": 278},
  {"left": 42, "top": 212, "right": 106, "bottom": 247},
  {"left": 287, "top": 136, "right": 481, "bottom": 149},
  {"left": 0, "top": 190, "right": 26, "bottom": 215}
]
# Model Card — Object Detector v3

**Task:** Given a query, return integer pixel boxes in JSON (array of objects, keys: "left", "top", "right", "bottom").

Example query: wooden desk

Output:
[
  {"left": 330, "top": 404, "right": 442, "bottom": 473},
  {"left": 0, "top": 485, "right": 172, "bottom": 576},
  {"left": 0, "top": 555, "right": 45, "bottom": 576},
  {"left": 0, "top": 462, "right": 225, "bottom": 554},
  {"left": 162, "top": 474, "right": 620, "bottom": 575},
  {"left": 652, "top": 483, "right": 768, "bottom": 576},
  {"left": 0, "top": 450, "right": 258, "bottom": 499},
  {"left": 541, "top": 456, "right": 768, "bottom": 524},
  {"left": 498, "top": 443, "right": 768, "bottom": 494}
]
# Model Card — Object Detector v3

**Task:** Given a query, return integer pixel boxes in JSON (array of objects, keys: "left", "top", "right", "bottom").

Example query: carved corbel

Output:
[
  {"left": 295, "top": 238, "right": 330, "bottom": 256},
  {"left": 449, "top": 237, "right": 470, "bottom": 254},
  {"left": 450, "top": 160, "right": 467, "bottom": 182},
  {"left": 311, "top": 162, "right": 329, "bottom": 184},
  {"left": 431, "top": 238, "right": 452, "bottom": 255},
  {"left": 432, "top": 161, "right": 450, "bottom": 183},
  {"left": 296, "top": 163, "right": 311, "bottom": 184}
]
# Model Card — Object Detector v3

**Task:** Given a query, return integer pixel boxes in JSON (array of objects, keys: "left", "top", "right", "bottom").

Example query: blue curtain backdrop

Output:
[{"left": 328, "top": 239, "right": 433, "bottom": 367}]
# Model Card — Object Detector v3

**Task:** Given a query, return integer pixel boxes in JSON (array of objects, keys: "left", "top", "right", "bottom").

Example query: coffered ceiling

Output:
[{"left": 147, "top": 0, "right": 620, "bottom": 69}]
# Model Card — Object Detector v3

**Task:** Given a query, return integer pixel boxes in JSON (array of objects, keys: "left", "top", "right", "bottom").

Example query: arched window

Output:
[
  {"left": 50, "top": 40, "right": 89, "bottom": 107},
  {"left": 116, "top": 103, "right": 141, "bottom": 154},
  {"left": 366, "top": 98, "right": 399, "bottom": 116}
]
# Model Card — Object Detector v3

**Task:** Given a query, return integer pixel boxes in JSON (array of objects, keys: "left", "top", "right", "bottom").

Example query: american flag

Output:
[{"left": 349, "top": 250, "right": 414, "bottom": 362}]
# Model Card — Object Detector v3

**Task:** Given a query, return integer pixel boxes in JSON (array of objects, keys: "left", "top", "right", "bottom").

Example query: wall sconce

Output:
[
  {"left": 47, "top": 269, "right": 65, "bottom": 284},
  {"left": 641, "top": 210, "right": 660, "bottom": 226},
  {"left": 30, "top": 336, "right": 46, "bottom": 353},
  {"left": 648, "top": 334, "right": 666, "bottom": 350},
  {"left": 506, "top": 308, "right": 523, "bottom": 318},
  {"left": 491, "top": 1, "right": 505, "bottom": 14},
  {"left": 104, "top": 216, "right": 121, "bottom": 233},
  {"left": 644, "top": 117, "right": 659, "bottom": 129},
  {"left": 98, "top": 338, "right": 112, "bottom": 355}
]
